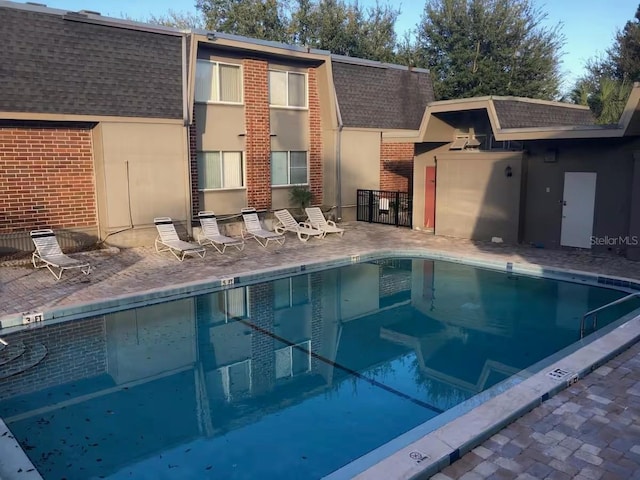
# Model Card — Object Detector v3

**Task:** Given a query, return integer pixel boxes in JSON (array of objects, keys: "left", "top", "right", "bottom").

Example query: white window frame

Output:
[
  {"left": 215, "top": 287, "right": 250, "bottom": 323},
  {"left": 273, "top": 276, "right": 310, "bottom": 309},
  {"left": 275, "top": 340, "right": 312, "bottom": 379},
  {"left": 268, "top": 69, "right": 308, "bottom": 109},
  {"left": 197, "top": 151, "right": 246, "bottom": 191},
  {"left": 271, "top": 151, "right": 308, "bottom": 187},
  {"left": 215, "top": 359, "right": 252, "bottom": 402},
  {"left": 195, "top": 59, "right": 243, "bottom": 105}
]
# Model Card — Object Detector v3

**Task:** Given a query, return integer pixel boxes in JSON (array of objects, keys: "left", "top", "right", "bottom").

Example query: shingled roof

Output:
[
  {"left": 493, "top": 99, "right": 596, "bottom": 129},
  {"left": 0, "top": 5, "right": 183, "bottom": 119},
  {"left": 332, "top": 57, "right": 434, "bottom": 130}
]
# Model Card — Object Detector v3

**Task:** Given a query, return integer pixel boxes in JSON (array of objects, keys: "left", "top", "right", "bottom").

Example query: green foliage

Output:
[
  {"left": 413, "top": 0, "right": 564, "bottom": 100},
  {"left": 289, "top": 186, "right": 313, "bottom": 210},
  {"left": 196, "top": 0, "right": 290, "bottom": 42},
  {"left": 590, "top": 78, "right": 632, "bottom": 125},
  {"left": 609, "top": 4, "right": 640, "bottom": 82},
  {"left": 569, "top": 4, "right": 638, "bottom": 123},
  {"left": 192, "top": 0, "right": 400, "bottom": 62},
  {"left": 146, "top": 10, "right": 206, "bottom": 29}
]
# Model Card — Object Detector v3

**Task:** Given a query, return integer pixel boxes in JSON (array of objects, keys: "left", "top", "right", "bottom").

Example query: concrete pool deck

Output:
[{"left": 1, "top": 222, "right": 640, "bottom": 479}]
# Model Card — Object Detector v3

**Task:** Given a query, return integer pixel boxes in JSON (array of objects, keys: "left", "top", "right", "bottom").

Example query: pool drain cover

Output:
[{"left": 547, "top": 368, "right": 574, "bottom": 381}]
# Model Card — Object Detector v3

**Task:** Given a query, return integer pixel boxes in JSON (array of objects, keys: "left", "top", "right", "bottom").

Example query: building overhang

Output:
[{"left": 413, "top": 84, "right": 640, "bottom": 144}]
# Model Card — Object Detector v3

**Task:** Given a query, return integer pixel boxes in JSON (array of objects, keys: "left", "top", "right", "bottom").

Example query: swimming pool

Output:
[{"left": 0, "top": 257, "right": 639, "bottom": 479}]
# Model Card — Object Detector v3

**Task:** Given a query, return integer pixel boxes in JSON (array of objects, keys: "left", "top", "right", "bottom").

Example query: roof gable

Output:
[
  {"left": 493, "top": 99, "right": 595, "bottom": 129},
  {"left": 332, "top": 59, "right": 434, "bottom": 130}
]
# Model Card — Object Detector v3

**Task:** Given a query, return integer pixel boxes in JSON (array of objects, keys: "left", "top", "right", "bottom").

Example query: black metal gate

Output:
[{"left": 356, "top": 189, "right": 413, "bottom": 228}]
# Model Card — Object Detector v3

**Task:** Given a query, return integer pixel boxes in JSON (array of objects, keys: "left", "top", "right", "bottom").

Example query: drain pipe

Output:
[{"left": 334, "top": 89, "right": 344, "bottom": 221}]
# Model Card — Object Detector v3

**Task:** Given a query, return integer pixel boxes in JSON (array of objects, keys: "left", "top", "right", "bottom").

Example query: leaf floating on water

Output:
[
  {"left": 184, "top": 448, "right": 191, "bottom": 453},
  {"left": 96, "top": 458, "right": 102, "bottom": 462},
  {"left": 205, "top": 466, "right": 212, "bottom": 470},
  {"left": 168, "top": 464, "right": 178, "bottom": 469}
]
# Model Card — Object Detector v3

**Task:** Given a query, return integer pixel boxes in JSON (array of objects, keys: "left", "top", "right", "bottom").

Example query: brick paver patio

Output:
[{"left": 1, "top": 222, "right": 640, "bottom": 479}]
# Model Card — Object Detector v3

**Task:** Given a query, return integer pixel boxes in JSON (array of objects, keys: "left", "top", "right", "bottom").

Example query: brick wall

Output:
[
  {"left": 248, "top": 282, "right": 275, "bottom": 395},
  {"left": 244, "top": 59, "right": 272, "bottom": 209},
  {"left": 380, "top": 142, "right": 415, "bottom": 193},
  {"left": 0, "top": 317, "right": 106, "bottom": 401},
  {"left": 310, "top": 272, "right": 323, "bottom": 372},
  {"left": 189, "top": 108, "right": 199, "bottom": 215},
  {"left": 0, "top": 124, "right": 97, "bottom": 234},
  {"left": 308, "top": 68, "right": 323, "bottom": 205}
]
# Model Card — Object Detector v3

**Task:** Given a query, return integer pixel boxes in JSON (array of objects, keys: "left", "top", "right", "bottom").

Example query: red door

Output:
[{"left": 424, "top": 166, "right": 436, "bottom": 229}]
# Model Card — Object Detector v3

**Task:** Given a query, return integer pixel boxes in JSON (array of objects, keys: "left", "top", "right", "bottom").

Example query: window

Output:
[
  {"left": 269, "top": 70, "right": 307, "bottom": 108},
  {"left": 273, "top": 275, "right": 310, "bottom": 309},
  {"left": 198, "top": 151, "right": 244, "bottom": 190},
  {"left": 271, "top": 151, "right": 308, "bottom": 186},
  {"left": 275, "top": 341, "right": 312, "bottom": 379},
  {"left": 212, "top": 359, "right": 252, "bottom": 402},
  {"left": 195, "top": 60, "right": 242, "bottom": 103},
  {"left": 207, "top": 287, "right": 249, "bottom": 322}
]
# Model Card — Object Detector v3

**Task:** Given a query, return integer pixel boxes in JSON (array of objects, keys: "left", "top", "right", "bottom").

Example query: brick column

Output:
[
  {"left": 380, "top": 142, "right": 415, "bottom": 193},
  {"left": 308, "top": 67, "right": 323, "bottom": 205},
  {"left": 244, "top": 59, "right": 271, "bottom": 209},
  {"left": 310, "top": 272, "right": 323, "bottom": 372},
  {"left": 189, "top": 106, "right": 199, "bottom": 216},
  {"left": 249, "top": 282, "right": 275, "bottom": 395}
]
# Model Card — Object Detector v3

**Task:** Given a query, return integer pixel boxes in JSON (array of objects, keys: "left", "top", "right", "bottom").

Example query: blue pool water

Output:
[{"left": 0, "top": 258, "right": 638, "bottom": 479}]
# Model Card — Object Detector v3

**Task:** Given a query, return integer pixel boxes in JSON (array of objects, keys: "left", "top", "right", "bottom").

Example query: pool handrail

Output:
[
  {"left": 580, "top": 292, "right": 640, "bottom": 338},
  {"left": 0, "top": 337, "right": 7, "bottom": 346}
]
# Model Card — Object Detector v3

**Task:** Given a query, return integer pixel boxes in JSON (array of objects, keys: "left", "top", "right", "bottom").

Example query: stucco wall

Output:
[
  {"left": 340, "top": 129, "right": 381, "bottom": 220},
  {"left": 94, "top": 121, "right": 190, "bottom": 247},
  {"left": 434, "top": 152, "right": 523, "bottom": 243},
  {"left": 523, "top": 139, "right": 638, "bottom": 253}
]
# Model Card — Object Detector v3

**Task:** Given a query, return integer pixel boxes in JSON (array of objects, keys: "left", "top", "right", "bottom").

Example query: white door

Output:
[{"left": 560, "top": 172, "right": 597, "bottom": 248}]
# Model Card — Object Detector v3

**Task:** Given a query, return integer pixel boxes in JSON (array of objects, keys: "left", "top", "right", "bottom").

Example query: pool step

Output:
[{"left": 0, "top": 342, "right": 48, "bottom": 380}]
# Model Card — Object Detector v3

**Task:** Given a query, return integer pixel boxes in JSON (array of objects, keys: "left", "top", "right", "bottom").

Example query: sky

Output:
[{"left": 14, "top": 0, "right": 639, "bottom": 90}]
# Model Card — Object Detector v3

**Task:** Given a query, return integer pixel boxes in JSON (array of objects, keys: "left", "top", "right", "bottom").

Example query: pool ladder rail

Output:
[
  {"left": 0, "top": 337, "right": 7, "bottom": 346},
  {"left": 580, "top": 292, "right": 640, "bottom": 339}
]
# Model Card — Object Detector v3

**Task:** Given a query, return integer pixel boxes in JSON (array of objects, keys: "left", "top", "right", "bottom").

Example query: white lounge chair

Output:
[
  {"left": 240, "top": 208, "right": 285, "bottom": 248},
  {"left": 30, "top": 229, "right": 92, "bottom": 280},
  {"left": 305, "top": 207, "right": 345, "bottom": 237},
  {"left": 154, "top": 217, "right": 206, "bottom": 261},
  {"left": 273, "top": 209, "right": 325, "bottom": 242},
  {"left": 197, "top": 211, "right": 245, "bottom": 254}
]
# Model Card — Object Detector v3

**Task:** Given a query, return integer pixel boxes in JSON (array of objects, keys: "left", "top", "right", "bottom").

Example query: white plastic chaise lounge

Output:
[
  {"left": 273, "top": 209, "right": 325, "bottom": 242},
  {"left": 154, "top": 217, "right": 206, "bottom": 261},
  {"left": 30, "top": 229, "right": 92, "bottom": 280},
  {"left": 305, "top": 207, "right": 345, "bottom": 237},
  {"left": 240, "top": 208, "right": 285, "bottom": 248},
  {"left": 197, "top": 211, "right": 245, "bottom": 254}
]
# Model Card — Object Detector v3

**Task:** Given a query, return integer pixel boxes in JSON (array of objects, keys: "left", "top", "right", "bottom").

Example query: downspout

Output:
[
  {"left": 182, "top": 33, "right": 193, "bottom": 236},
  {"left": 334, "top": 89, "right": 344, "bottom": 221}
]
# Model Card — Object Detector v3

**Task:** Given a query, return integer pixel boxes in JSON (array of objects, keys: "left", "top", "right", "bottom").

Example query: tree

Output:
[
  {"left": 195, "top": 0, "right": 290, "bottom": 42},
  {"left": 146, "top": 10, "right": 206, "bottom": 29},
  {"left": 570, "top": 4, "right": 638, "bottom": 123},
  {"left": 609, "top": 4, "right": 640, "bottom": 82},
  {"left": 414, "top": 0, "right": 564, "bottom": 100},
  {"left": 289, "top": 0, "right": 399, "bottom": 61}
]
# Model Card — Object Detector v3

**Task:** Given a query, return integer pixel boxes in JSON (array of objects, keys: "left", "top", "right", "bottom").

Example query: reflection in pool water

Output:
[{"left": 0, "top": 258, "right": 636, "bottom": 479}]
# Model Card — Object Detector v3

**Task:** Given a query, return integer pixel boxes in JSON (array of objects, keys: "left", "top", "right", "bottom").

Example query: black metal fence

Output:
[{"left": 356, "top": 189, "right": 413, "bottom": 228}]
